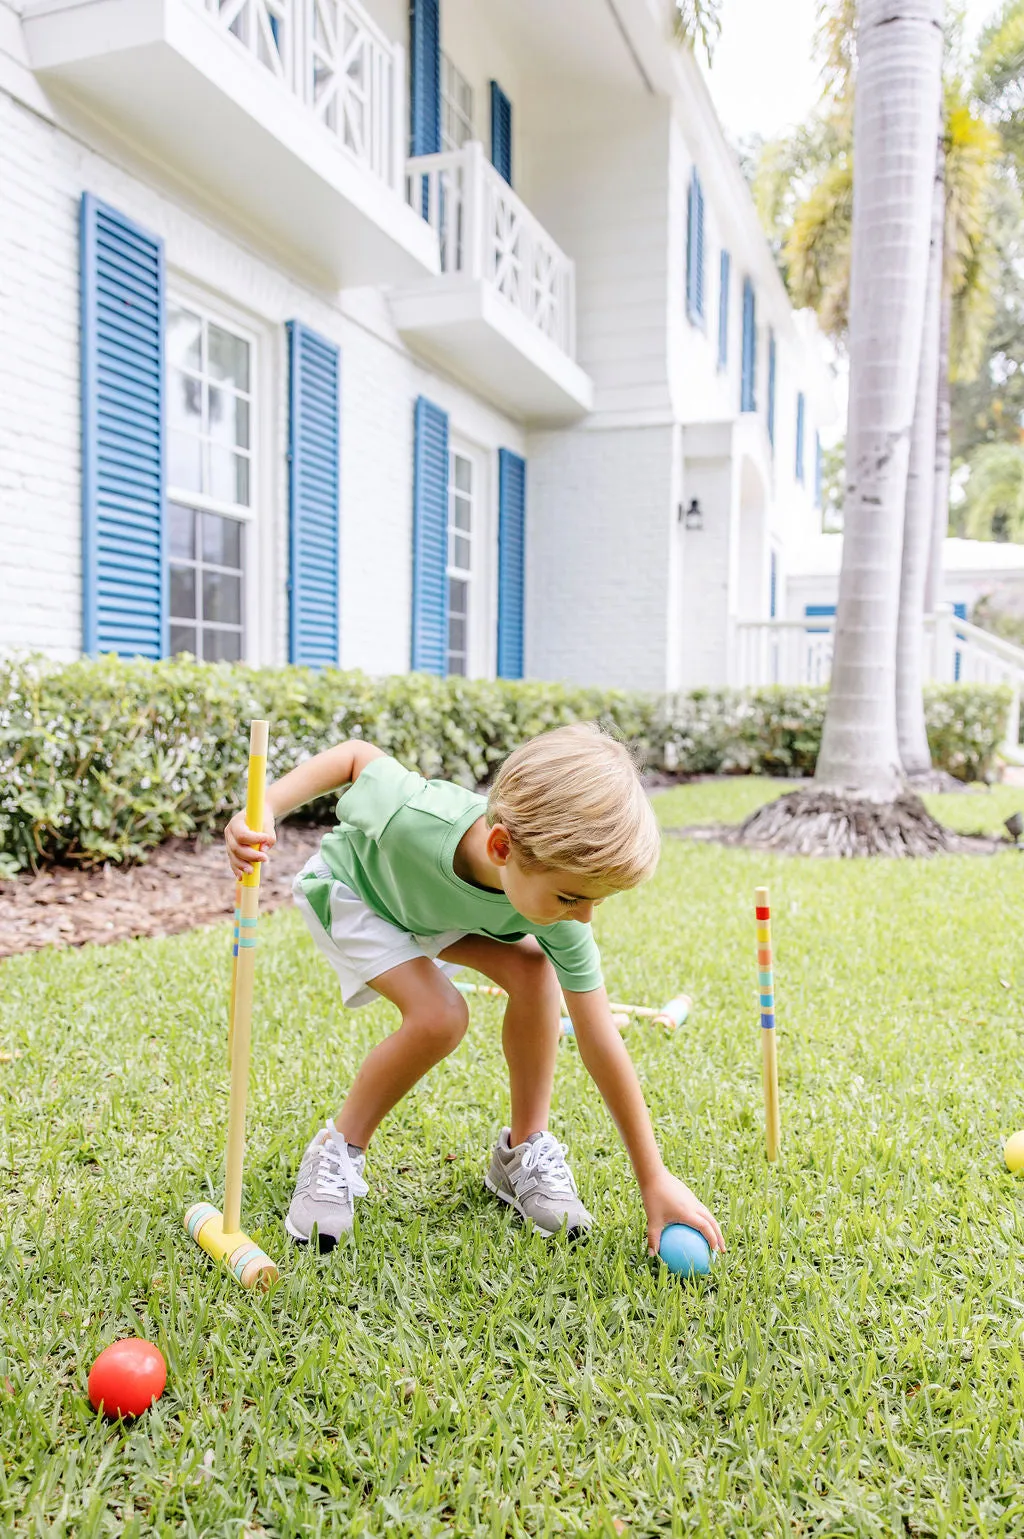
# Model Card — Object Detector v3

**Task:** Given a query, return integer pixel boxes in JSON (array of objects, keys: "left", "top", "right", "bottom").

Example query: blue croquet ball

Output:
[{"left": 659, "top": 1224, "right": 712, "bottom": 1278}]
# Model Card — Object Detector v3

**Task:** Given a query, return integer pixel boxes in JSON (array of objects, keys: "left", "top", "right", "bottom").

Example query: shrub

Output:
[{"left": 0, "top": 657, "right": 1011, "bottom": 874}]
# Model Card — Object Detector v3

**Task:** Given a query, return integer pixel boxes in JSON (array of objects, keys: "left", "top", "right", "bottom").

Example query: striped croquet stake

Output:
[
  {"left": 755, "top": 885, "right": 781, "bottom": 1162},
  {"left": 184, "top": 721, "right": 278, "bottom": 1290}
]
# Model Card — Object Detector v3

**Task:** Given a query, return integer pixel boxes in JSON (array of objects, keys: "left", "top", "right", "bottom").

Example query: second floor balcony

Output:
[
  {"left": 24, "top": 0, "right": 438, "bottom": 286},
  {"left": 392, "top": 142, "right": 593, "bottom": 423}
]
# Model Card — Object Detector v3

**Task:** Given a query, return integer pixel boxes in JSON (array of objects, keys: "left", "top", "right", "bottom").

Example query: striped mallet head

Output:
[{"left": 184, "top": 1203, "right": 278, "bottom": 1290}]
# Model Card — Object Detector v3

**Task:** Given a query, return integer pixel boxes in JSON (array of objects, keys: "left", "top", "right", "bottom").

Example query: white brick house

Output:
[{"left": 0, "top": 0, "right": 840, "bottom": 691}]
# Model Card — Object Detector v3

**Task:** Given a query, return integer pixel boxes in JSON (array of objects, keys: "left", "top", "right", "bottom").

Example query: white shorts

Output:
[{"left": 292, "top": 854, "right": 467, "bottom": 1009}]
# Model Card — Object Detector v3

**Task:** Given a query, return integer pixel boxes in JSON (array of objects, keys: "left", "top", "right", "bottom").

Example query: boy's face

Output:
[{"left": 486, "top": 826, "right": 615, "bottom": 926}]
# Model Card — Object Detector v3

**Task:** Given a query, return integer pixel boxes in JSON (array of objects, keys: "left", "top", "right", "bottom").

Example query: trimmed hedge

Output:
[{"left": 0, "top": 657, "right": 1011, "bottom": 874}]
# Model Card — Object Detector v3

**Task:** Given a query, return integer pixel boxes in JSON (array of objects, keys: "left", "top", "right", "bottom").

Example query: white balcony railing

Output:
[
  {"left": 199, "top": 0, "right": 403, "bottom": 189},
  {"left": 732, "top": 612, "right": 1024, "bottom": 750},
  {"left": 406, "top": 142, "right": 577, "bottom": 357}
]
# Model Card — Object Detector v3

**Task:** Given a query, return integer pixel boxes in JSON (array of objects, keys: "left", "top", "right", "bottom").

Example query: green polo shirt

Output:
[{"left": 302, "top": 755, "right": 603, "bottom": 994}]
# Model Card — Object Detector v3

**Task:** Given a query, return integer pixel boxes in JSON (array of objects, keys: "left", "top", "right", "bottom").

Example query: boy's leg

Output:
[
  {"left": 438, "top": 935, "right": 561, "bottom": 1145},
  {"left": 288, "top": 956, "right": 469, "bottom": 1250},
  {"left": 333, "top": 956, "right": 469, "bottom": 1148},
  {"left": 438, "top": 934, "right": 591, "bottom": 1237}
]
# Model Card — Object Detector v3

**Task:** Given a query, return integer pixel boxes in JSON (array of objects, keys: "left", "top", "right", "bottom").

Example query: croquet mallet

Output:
[
  {"left": 184, "top": 720, "right": 279, "bottom": 1290},
  {"left": 454, "top": 981, "right": 691, "bottom": 1031},
  {"left": 756, "top": 885, "right": 781, "bottom": 1162}
]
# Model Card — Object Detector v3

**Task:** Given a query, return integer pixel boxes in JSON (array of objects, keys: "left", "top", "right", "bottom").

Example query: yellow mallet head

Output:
[{"left": 184, "top": 1202, "right": 278, "bottom": 1290}]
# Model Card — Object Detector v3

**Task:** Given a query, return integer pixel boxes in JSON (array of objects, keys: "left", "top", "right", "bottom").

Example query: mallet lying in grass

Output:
[
  {"left": 184, "top": 720, "right": 278, "bottom": 1291},
  {"left": 454, "top": 981, "right": 691, "bottom": 1032}
]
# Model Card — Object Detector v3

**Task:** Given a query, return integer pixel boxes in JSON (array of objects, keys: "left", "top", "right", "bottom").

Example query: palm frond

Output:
[
  {"left": 783, "top": 154, "right": 854, "bottom": 338},
  {"left": 672, "top": 0, "right": 723, "bottom": 61},
  {"left": 963, "top": 441, "right": 1024, "bottom": 540}
]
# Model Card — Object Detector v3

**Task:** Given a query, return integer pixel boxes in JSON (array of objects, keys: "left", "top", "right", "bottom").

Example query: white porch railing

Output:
[
  {"left": 733, "top": 611, "right": 1024, "bottom": 750},
  {"left": 199, "top": 0, "right": 403, "bottom": 189},
  {"left": 406, "top": 142, "right": 578, "bottom": 357}
]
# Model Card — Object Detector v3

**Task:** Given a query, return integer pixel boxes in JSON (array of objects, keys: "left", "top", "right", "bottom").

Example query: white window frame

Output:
[
  {"left": 165, "top": 280, "right": 272, "bottom": 665},
  {"left": 446, "top": 444, "right": 475, "bottom": 676},
  {"left": 441, "top": 52, "right": 474, "bottom": 152}
]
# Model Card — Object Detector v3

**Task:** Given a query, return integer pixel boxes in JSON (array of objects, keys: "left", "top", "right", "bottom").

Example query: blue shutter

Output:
[
  {"left": 497, "top": 448, "right": 525, "bottom": 680},
  {"left": 686, "top": 172, "right": 705, "bottom": 324},
  {"left": 953, "top": 601, "right": 967, "bottom": 682},
  {"left": 770, "top": 550, "right": 778, "bottom": 620},
  {"left": 288, "top": 321, "right": 340, "bottom": 668},
  {"left": 815, "top": 432, "right": 823, "bottom": 508},
  {"left": 411, "top": 396, "right": 449, "bottom": 674},
  {"left": 767, "top": 331, "right": 777, "bottom": 449},
  {"left": 80, "top": 194, "right": 165, "bottom": 658},
  {"left": 795, "top": 393, "right": 806, "bottom": 482},
  {"left": 490, "top": 81, "right": 512, "bottom": 185},
  {"left": 741, "top": 279, "right": 756, "bottom": 412},
  {"left": 409, "top": 0, "right": 440, "bottom": 218},
  {"left": 718, "top": 249, "right": 730, "bottom": 369},
  {"left": 409, "top": 0, "right": 440, "bottom": 156},
  {"left": 695, "top": 179, "right": 705, "bottom": 320}
]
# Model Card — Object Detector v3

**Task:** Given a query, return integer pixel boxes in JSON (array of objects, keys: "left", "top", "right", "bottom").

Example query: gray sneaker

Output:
[
  {"left": 285, "top": 1121, "right": 369, "bottom": 1252},
  {"left": 485, "top": 1129, "right": 593, "bottom": 1238}
]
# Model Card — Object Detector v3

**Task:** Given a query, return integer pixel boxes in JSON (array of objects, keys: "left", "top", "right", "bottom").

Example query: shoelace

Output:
[
  {"left": 515, "top": 1133, "right": 578, "bottom": 1197},
  {"left": 313, "top": 1123, "right": 369, "bottom": 1201}
]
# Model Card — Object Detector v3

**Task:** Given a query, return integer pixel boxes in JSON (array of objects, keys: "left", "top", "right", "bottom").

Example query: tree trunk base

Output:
[
  {"left": 904, "top": 767, "right": 968, "bottom": 794},
  {"left": 724, "top": 788, "right": 963, "bottom": 858}
]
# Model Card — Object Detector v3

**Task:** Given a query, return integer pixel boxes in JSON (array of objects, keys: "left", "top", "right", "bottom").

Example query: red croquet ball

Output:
[{"left": 88, "top": 1338, "right": 166, "bottom": 1419}]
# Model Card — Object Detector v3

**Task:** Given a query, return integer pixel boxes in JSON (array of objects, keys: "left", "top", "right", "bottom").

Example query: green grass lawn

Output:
[{"left": 4, "top": 778, "right": 1024, "bottom": 1536}]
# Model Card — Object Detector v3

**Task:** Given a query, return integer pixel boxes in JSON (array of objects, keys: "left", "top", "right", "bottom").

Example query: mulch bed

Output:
[{"left": 0, "top": 824, "right": 327, "bottom": 961}]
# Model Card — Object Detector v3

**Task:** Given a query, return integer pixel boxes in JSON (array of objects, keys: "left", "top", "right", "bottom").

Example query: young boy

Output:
[{"left": 224, "top": 723, "right": 724, "bottom": 1261}]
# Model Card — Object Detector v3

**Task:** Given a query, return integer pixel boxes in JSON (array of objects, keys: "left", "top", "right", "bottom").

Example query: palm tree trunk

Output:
[
  {"left": 815, "top": 0, "right": 946, "bottom": 797},
  {"left": 926, "top": 275, "right": 954, "bottom": 612},
  {"left": 896, "top": 123, "right": 945, "bottom": 775}
]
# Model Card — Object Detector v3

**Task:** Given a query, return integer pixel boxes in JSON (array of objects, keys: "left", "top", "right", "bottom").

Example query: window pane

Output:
[
  {"left": 168, "top": 504, "right": 195, "bottom": 560},
  {"left": 203, "top": 570, "right": 242, "bottom": 625},
  {"left": 207, "top": 385, "right": 232, "bottom": 447},
  {"left": 454, "top": 455, "right": 472, "bottom": 494},
  {"left": 208, "top": 323, "right": 250, "bottom": 392},
  {"left": 448, "top": 615, "right": 466, "bottom": 654},
  {"left": 168, "top": 368, "right": 203, "bottom": 431},
  {"left": 449, "top": 576, "right": 468, "bottom": 616},
  {"left": 207, "top": 388, "right": 250, "bottom": 454},
  {"left": 167, "top": 306, "right": 202, "bottom": 371},
  {"left": 169, "top": 563, "right": 197, "bottom": 619},
  {"left": 447, "top": 653, "right": 467, "bottom": 676},
  {"left": 233, "top": 396, "right": 250, "bottom": 450},
  {"left": 169, "top": 430, "right": 203, "bottom": 493},
  {"left": 452, "top": 534, "right": 471, "bottom": 571},
  {"left": 453, "top": 493, "right": 471, "bottom": 531},
  {"left": 202, "top": 512, "right": 241, "bottom": 568},
  {"left": 204, "top": 627, "right": 242, "bottom": 663},
  {"left": 234, "top": 454, "right": 250, "bottom": 507},
  {"left": 209, "top": 446, "right": 238, "bottom": 504},
  {"left": 170, "top": 623, "right": 197, "bottom": 657}
]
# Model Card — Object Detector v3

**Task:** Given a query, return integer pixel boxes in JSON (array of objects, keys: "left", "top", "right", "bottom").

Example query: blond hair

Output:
[{"left": 486, "top": 722, "right": 661, "bottom": 889}]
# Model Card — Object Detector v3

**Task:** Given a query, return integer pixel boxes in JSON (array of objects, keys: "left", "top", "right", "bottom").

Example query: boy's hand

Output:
[
  {"left": 642, "top": 1166, "right": 724, "bottom": 1259},
  {"left": 224, "top": 808, "right": 276, "bottom": 879}
]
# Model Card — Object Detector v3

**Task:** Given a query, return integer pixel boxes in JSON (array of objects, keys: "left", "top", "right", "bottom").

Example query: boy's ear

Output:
[{"left": 486, "top": 824, "right": 512, "bottom": 865}]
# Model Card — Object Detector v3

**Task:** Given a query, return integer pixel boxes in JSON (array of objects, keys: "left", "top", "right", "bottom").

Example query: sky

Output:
[{"left": 700, "top": 0, "right": 1006, "bottom": 144}]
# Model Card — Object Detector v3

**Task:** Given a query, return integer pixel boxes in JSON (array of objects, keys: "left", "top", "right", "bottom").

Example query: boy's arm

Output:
[
  {"left": 563, "top": 985, "right": 725, "bottom": 1257},
  {"left": 225, "top": 739, "right": 384, "bottom": 877}
]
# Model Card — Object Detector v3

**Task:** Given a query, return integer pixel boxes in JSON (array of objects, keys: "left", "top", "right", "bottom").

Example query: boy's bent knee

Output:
[
  {"left": 402, "top": 995, "right": 469, "bottom": 1054},
  {"left": 506, "top": 945, "right": 560, "bottom": 1004}
]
